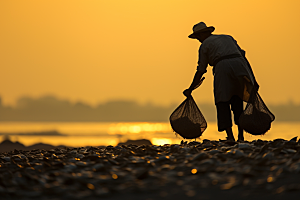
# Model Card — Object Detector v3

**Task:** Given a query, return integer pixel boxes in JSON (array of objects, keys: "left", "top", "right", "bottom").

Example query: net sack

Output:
[
  {"left": 239, "top": 84, "right": 275, "bottom": 135},
  {"left": 169, "top": 78, "right": 207, "bottom": 139}
]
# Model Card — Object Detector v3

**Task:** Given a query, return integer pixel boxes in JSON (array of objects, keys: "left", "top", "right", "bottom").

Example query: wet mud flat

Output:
[{"left": 1, "top": 138, "right": 300, "bottom": 200}]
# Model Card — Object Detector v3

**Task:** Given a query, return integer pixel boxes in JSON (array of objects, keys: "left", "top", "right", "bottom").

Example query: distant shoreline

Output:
[
  {"left": 1, "top": 96, "right": 300, "bottom": 122},
  {"left": 0, "top": 130, "right": 65, "bottom": 136},
  {"left": 0, "top": 138, "right": 151, "bottom": 153}
]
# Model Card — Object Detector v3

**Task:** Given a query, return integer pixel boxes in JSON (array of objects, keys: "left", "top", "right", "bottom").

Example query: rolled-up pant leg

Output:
[
  {"left": 230, "top": 95, "right": 243, "bottom": 126},
  {"left": 216, "top": 95, "right": 243, "bottom": 132},
  {"left": 216, "top": 101, "right": 232, "bottom": 132}
]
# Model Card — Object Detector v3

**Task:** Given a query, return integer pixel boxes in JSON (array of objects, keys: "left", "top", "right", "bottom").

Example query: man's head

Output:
[
  {"left": 188, "top": 22, "right": 214, "bottom": 42},
  {"left": 193, "top": 31, "right": 212, "bottom": 43}
]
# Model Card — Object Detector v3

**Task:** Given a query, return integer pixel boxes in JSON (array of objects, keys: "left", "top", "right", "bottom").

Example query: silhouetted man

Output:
[{"left": 183, "top": 22, "right": 257, "bottom": 142}]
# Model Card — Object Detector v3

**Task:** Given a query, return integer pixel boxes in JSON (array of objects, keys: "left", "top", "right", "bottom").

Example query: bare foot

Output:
[
  {"left": 226, "top": 136, "right": 235, "bottom": 142},
  {"left": 238, "top": 126, "right": 244, "bottom": 142}
]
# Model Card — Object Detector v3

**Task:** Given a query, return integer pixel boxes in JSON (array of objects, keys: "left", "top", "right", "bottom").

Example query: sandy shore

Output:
[{"left": 1, "top": 138, "right": 300, "bottom": 199}]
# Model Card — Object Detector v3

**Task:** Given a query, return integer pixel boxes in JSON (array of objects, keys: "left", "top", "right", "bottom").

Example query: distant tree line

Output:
[{"left": 0, "top": 96, "right": 299, "bottom": 122}]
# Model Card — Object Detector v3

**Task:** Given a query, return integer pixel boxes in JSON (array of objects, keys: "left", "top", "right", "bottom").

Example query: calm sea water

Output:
[{"left": 0, "top": 122, "right": 299, "bottom": 147}]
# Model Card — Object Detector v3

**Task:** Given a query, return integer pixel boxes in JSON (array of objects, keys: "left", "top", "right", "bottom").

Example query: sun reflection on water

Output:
[
  {"left": 151, "top": 138, "right": 173, "bottom": 146},
  {"left": 108, "top": 122, "right": 171, "bottom": 135},
  {"left": 0, "top": 122, "right": 299, "bottom": 147}
]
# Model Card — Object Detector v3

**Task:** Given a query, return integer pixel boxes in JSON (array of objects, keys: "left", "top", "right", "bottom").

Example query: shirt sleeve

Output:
[
  {"left": 196, "top": 45, "right": 208, "bottom": 74},
  {"left": 231, "top": 36, "right": 245, "bottom": 57}
]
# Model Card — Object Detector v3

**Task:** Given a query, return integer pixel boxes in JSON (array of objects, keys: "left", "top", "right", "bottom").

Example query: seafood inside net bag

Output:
[{"left": 169, "top": 78, "right": 207, "bottom": 139}]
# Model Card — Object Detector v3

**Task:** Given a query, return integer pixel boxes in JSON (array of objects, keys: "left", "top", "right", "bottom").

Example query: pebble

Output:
[
  {"left": 262, "top": 152, "right": 274, "bottom": 160},
  {"left": 226, "top": 149, "right": 245, "bottom": 158},
  {"left": 93, "top": 163, "right": 105, "bottom": 171},
  {"left": 64, "top": 164, "right": 77, "bottom": 170},
  {"left": 285, "top": 149, "right": 297, "bottom": 154},
  {"left": 0, "top": 137, "right": 299, "bottom": 199},
  {"left": 1, "top": 157, "right": 10, "bottom": 162},
  {"left": 192, "top": 152, "right": 209, "bottom": 161},
  {"left": 200, "top": 158, "right": 214, "bottom": 165},
  {"left": 234, "top": 149, "right": 245, "bottom": 158},
  {"left": 207, "top": 149, "right": 220, "bottom": 155},
  {"left": 236, "top": 143, "right": 252, "bottom": 150}
]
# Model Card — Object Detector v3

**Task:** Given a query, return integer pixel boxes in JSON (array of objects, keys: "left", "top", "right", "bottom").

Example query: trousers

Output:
[{"left": 216, "top": 95, "right": 243, "bottom": 132}]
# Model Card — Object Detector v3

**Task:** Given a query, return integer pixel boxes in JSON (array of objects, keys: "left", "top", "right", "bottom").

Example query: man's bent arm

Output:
[
  {"left": 188, "top": 71, "right": 204, "bottom": 90},
  {"left": 183, "top": 70, "right": 205, "bottom": 97}
]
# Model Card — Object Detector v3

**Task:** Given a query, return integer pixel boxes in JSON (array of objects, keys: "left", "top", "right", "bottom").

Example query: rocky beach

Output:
[{"left": 1, "top": 138, "right": 300, "bottom": 200}]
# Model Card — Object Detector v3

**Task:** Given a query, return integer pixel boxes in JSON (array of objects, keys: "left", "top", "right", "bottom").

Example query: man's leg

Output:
[
  {"left": 238, "top": 126, "right": 244, "bottom": 141},
  {"left": 230, "top": 95, "right": 244, "bottom": 141},
  {"left": 216, "top": 101, "right": 235, "bottom": 141},
  {"left": 225, "top": 127, "right": 235, "bottom": 141}
]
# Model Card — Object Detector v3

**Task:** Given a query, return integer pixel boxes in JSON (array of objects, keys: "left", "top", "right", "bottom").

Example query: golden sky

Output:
[{"left": 1, "top": 0, "right": 300, "bottom": 106}]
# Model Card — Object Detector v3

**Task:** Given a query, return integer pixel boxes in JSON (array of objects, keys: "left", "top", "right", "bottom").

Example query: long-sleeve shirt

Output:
[
  {"left": 197, "top": 34, "right": 243, "bottom": 73},
  {"left": 196, "top": 34, "right": 255, "bottom": 104}
]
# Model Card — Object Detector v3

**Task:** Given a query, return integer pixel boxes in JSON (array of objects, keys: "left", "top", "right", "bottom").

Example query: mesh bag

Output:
[
  {"left": 169, "top": 78, "right": 207, "bottom": 139},
  {"left": 239, "top": 84, "right": 275, "bottom": 135}
]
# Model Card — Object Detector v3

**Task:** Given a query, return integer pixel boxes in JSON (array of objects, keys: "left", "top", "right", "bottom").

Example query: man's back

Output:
[{"left": 201, "top": 34, "right": 242, "bottom": 66}]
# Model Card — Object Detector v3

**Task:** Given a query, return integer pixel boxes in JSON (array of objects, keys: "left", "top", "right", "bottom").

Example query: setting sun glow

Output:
[{"left": 0, "top": 0, "right": 300, "bottom": 106}]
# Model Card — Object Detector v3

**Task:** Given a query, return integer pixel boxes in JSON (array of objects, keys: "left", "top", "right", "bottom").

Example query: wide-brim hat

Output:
[{"left": 188, "top": 22, "right": 215, "bottom": 39}]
